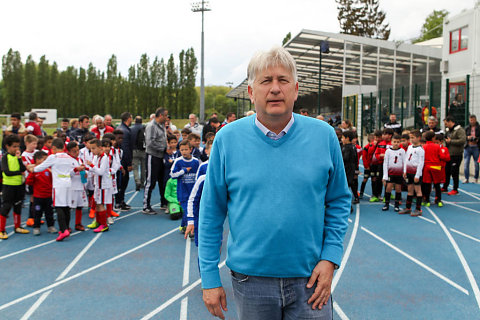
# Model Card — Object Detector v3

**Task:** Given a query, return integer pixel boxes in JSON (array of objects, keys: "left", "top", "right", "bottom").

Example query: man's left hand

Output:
[{"left": 306, "top": 260, "right": 334, "bottom": 310}]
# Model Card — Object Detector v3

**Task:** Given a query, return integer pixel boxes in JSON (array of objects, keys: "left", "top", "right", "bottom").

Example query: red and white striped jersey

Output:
[
  {"left": 383, "top": 148, "right": 405, "bottom": 180},
  {"left": 404, "top": 145, "right": 425, "bottom": 178}
]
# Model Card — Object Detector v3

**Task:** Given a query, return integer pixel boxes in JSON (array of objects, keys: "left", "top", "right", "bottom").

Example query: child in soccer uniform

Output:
[
  {"left": 0, "top": 135, "right": 30, "bottom": 239},
  {"left": 368, "top": 130, "right": 383, "bottom": 202},
  {"left": 26, "top": 151, "right": 56, "bottom": 235},
  {"left": 170, "top": 140, "right": 200, "bottom": 233},
  {"left": 376, "top": 128, "right": 394, "bottom": 202},
  {"left": 422, "top": 131, "right": 449, "bottom": 207},
  {"left": 22, "top": 134, "right": 38, "bottom": 227},
  {"left": 80, "top": 134, "right": 96, "bottom": 219},
  {"left": 187, "top": 133, "right": 202, "bottom": 160},
  {"left": 436, "top": 133, "right": 450, "bottom": 203},
  {"left": 341, "top": 131, "right": 358, "bottom": 209},
  {"left": 382, "top": 134, "right": 405, "bottom": 211},
  {"left": 401, "top": 133, "right": 411, "bottom": 152},
  {"left": 163, "top": 135, "right": 180, "bottom": 214},
  {"left": 30, "top": 138, "right": 83, "bottom": 241},
  {"left": 42, "top": 136, "right": 53, "bottom": 155},
  {"left": 399, "top": 130, "right": 425, "bottom": 216},
  {"left": 360, "top": 133, "right": 374, "bottom": 199},
  {"left": 185, "top": 141, "right": 213, "bottom": 243},
  {"left": 352, "top": 133, "right": 362, "bottom": 203},
  {"left": 85, "top": 139, "right": 114, "bottom": 233},
  {"left": 104, "top": 132, "right": 122, "bottom": 220},
  {"left": 66, "top": 141, "right": 88, "bottom": 231}
]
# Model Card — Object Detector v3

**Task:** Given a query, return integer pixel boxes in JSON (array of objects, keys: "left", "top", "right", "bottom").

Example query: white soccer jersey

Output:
[
  {"left": 80, "top": 147, "right": 95, "bottom": 190},
  {"left": 87, "top": 153, "right": 113, "bottom": 189},
  {"left": 404, "top": 145, "right": 425, "bottom": 178},
  {"left": 383, "top": 148, "right": 405, "bottom": 180},
  {"left": 69, "top": 156, "right": 86, "bottom": 191},
  {"left": 34, "top": 152, "right": 77, "bottom": 189}
]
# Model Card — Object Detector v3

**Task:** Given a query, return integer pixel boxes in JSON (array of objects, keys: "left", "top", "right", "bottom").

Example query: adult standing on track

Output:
[
  {"left": 463, "top": 114, "right": 480, "bottom": 183},
  {"left": 143, "top": 108, "right": 168, "bottom": 214},
  {"left": 116, "top": 112, "right": 133, "bottom": 211},
  {"left": 198, "top": 47, "right": 351, "bottom": 320},
  {"left": 443, "top": 116, "right": 466, "bottom": 195},
  {"left": 384, "top": 113, "right": 402, "bottom": 135},
  {"left": 131, "top": 116, "right": 146, "bottom": 191}
]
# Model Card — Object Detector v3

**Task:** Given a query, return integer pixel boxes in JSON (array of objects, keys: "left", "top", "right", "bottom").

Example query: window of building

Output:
[{"left": 450, "top": 27, "right": 468, "bottom": 53}]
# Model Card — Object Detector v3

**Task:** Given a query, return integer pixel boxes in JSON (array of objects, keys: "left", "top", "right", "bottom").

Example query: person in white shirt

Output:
[{"left": 382, "top": 134, "right": 406, "bottom": 212}]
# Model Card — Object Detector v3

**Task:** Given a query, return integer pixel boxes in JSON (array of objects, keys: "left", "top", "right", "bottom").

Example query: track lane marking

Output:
[
  {"left": 450, "top": 228, "right": 480, "bottom": 244},
  {"left": 443, "top": 201, "right": 480, "bottom": 216}
]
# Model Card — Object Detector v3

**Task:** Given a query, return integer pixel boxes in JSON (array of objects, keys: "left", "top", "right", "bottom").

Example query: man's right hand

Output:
[{"left": 203, "top": 287, "right": 228, "bottom": 320}]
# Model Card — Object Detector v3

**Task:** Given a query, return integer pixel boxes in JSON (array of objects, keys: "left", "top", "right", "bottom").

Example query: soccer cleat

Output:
[
  {"left": 398, "top": 208, "right": 411, "bottom": 215},
  {"left": 120, "top": 203, "right": 131, "bottom": 211},
  {"left": 56, "top": 229, "right": 70, "bottom": 241},
  {"left": 114, "top": 203, "right": 122, "bottom": 210},
  {"left": 107, "top": 217, "right": 114, "bottom": 225},
  {"left": 89, "top": 209, "right": 95, "bottom": 219},
  {"left": 110, "top": 211, "right": 120, "bottom": 217},
  {"left": 352, "top": 198, "right": 360, "bottom": 204},
  {"left": 179, "top": 226, "right": 186, "bottom": 234},
  {"left": 437, "top": 201, "right": 444, "bottom": 207},
  {"left": 87, "top": 220, "right": 99, "bottom": 229},
  {"left": 0, "top": 231, "right": 8, "bottom": 240},
  {"left": 93, "top": 224, "right": 109, "bottom": 233},
  {"left": 382, "top": 204, "right": 389, "bottom": 211},
  {"left": 411, "top": 209, "right": 422, "bottom": 217},
  {"left": 75, "top": 224, "right": 85, "bottom": 231},
  {"left": 15, "top": 227, "right": 30, "bottom": 234},
  {"left": 142, "top": 207, "right": 157, "bottom": 215},
  {"left": 48, "top": 226, "right": 58, "bottom": 233},
  {"left": 369, "top": 196, "right": 380, "bottom": 202},
  {"left": 33, "top": 228, "right": 40, "bottom": 236},
  {"left": 26, "top": 218, "right": 34, "bottom": 227},
  {"left": 447, "top": 190, "right": 459, "bottom": 196},
  {"left": 425, "top": 202, "right": 430, "bottom": 207},
  {"left": 440, "top": 188, "right": 448, "bottom": 193}
]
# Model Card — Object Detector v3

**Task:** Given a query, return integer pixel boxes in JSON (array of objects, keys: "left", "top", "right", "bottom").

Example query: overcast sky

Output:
[{"left": 0, "top": 0, "right": 476, "bottom": 87}]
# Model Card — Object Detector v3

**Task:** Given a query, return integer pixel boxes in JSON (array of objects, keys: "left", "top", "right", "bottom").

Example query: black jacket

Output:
[
  {"left": 465, "top": 122, "right": 480, "bottom": 146},
  {"left": 342, "top": 143, "right": 357, "bottom": 185},
  {"left": 118, "top": 122, "right": 133, "bottom": 167},
  {"left": 69, "top": 128, "right": 90, "bottom": 148},
  {"left": 130, "top": 123, "right": 145, "bottom": 151}
]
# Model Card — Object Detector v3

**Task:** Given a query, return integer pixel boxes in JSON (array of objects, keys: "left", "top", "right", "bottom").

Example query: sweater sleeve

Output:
[
  {"left": 187, "top": 175, "right": 205, "bottom": 225},
  {"left": 416, "top": 148, "right": 425, "bottom": 179},
  {"left": 170, "top": 158, "right": 185, "bottom": 178},
  {"left": 320, "top": 130, "right": 351, "bottom": 267},
  {"left": 198, "top": 137, "right": 228, "bottom": 289},
  {"left": 33, "top": 154, "right": 55, "bottom": 173}
]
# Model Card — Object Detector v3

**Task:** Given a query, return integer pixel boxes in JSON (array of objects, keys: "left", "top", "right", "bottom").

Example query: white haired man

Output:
[{"left": 199, "top": 47, "right": 351, "bottom": 320}]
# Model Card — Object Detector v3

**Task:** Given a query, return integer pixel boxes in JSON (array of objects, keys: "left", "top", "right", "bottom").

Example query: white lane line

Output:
[
  {"left": 348, "top": 218, "right": 352, "bottom": 223},
  {"left": 426, "top": 207, "right": 480, "bottom": 309},
  {"left": 179, "top": 237, "right": 192, "bottom": 320},
  {"left": 333, "top": 301, "right": 349, "bottom": 320},
  {"left": 443, "top": 201, "right": 480, "bottom": 216},
  {"left": 361, "top": 226, "right": 469, "bottom": 295},
  {"left": 332, "top": 204, "right": 360, "bottom": 292},
  {"left": 457, "top": 188, "right": 480, "bottom": 201},
  {"left": 20, "top": 233, "right": 102, "bottom": 319},
  {"left": 450, "top": 228, "right": 480, "bottom": 244},
  {"left": 0, "top": 227, "right": 178, "bottom": 312},
  {"left": 141, "top": 260, "right": 227, "bottom": 320},
  {"left": 125, "top": 190, "right": 136, "bottom": 195},
  {"left": 418, "top": 216, "right": 436, "bottom": 224},
  {"left": 126, "top": 191, "right": 139, "bottom": 205}
]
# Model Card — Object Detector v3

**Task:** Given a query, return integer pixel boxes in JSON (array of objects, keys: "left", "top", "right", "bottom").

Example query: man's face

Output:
[
  {"left": 428, "top": 119, "right": 436, "bottom": 129},
  {"left": 248, "top": 65, "right": 298, "bottom": 119},
  {"left": 104, "top": 116, "right": 112, "bottom": 127},
  {"left": 446, "top": 120, "right": 454, "bottom": 129},
  {"left": 126, "top": 116, "right": 133, "bottom": 126},
  {"left": 390, "top": 115, "right": 396, "bottom": 123},
  {"left": 470, "top": 117, "right": 476, "bottom": 126},
  {"left": 158, "top": 111, "right": 168, "bottom": 124},
  {"left": 96, "top": 119, "right": 105, "bottom": 129},
  {"left": 81, "top": 118, "right": 90, "bottom": 129},
  {"left": 37, "top": 118, "right": 43, "bottom": 126},
  {"left": 61, "top": 121, "right": 69, "bottom": 131},
  {"left": 212, "top": 122, "right": 220, "bottom": 129},
  {"left": 189, "top": 115, "right": 196, "bottom": 123},
  {"left": 10, "top": 117, "right": 20, "bottom": 127}
]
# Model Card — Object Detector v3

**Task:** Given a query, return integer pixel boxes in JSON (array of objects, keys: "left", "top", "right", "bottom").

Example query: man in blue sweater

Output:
[{"left": 199, "top": 47, "right": 351, "bottom": 320}]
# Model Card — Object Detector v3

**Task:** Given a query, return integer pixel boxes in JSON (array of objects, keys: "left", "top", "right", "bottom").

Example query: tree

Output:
[
  {"left": 77, "top": 67, "right": 87, "bottom": 115},
  {"left": 2, "top": 49, "right": 24, "bottom": 114},
  {"left": 49, "top": 62, "right": 59, "bottom": 110},
  {"left": 184, "top": 48, "right": 198, "bottom": 117},
  {"left": 24, "top": 55, "right": 36, "bottom": 110},
  {"left": 413, "top": 10, "right": 449, "bottom": 43},
  {"left": 105, "top": 54, "right": 118, "bottom": 114},
  {"left": 137, "top": 54, "right": 151, "bottom": 116},
  {"left": 166, "top": 54, "right": 178, "bottom": 117},
  {"left": 336, "top": 0, "right": 390, "bottom": 40},
  {"left": 35, "top": 55, "right": 50, "bottom": 109},
  {"left": 282, "top": 32, "right": 292, "bottom": 46}
]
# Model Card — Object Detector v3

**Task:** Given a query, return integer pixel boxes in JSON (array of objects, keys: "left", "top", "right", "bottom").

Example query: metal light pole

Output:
[{"left": 191, "top": 1, "right": 211, "bottom": 123}]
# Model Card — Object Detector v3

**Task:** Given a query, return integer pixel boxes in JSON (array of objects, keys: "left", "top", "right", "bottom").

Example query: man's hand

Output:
[
  {"left": 184, "top": 225, "right": 194, "bottom": 239},
  {"left": 446, "top": 137, "right": 451, "bottom": 143},
  {"left": 203, "top": 287, "right": 228, "bottom": 319},
  {"left": 306, "top": 260, "right": 334, "bottom": 310},
  {"left": 414, "top": 177, "right": 420, "bottom": 183}
]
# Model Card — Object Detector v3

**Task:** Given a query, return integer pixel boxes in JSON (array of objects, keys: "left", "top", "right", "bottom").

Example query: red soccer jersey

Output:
[
  {"left": 362, "top": 143, "right": 373, "bottom": 168},
  {"left": 423, "top": 141, "right": 443, "bottom": 167},
  {"left": 25, "top": 169, "right": 53, "bottom": 198},
  {"left": 42, "top": 146, "right": 52, "bottom": 155},
  {"left": 374, "top": 140, "right": 391, "bottom": 165}
]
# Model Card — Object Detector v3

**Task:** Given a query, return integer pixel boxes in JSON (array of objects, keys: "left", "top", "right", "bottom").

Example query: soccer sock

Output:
[
  {"left": 106, "top": 204, "right": 113, "bottom": 217},
  {"left": 406, "top": 195, "right": 413, "bottom": 209},
  {"left": 424, "top": 184, "right": 432, "bottom": 202},
  {"left": 29, "top": 201, "right": 34, "bottom": 219},
  {"left": 384, "top": 192, "right": 391, "bottom": 205},
  {"left": 434, "top": 184, "right": 442, "bottom": 202},
  {"left": 395, "top": 192, "right": 401, "bottom": 207},
  {"left": 13, "top": 213, "right": 21, "bottom": 229},
  {"left": 75, "top": 209, "right": 83, "bottom": 225},
  {"left": 96, "top": 210, "right": 107, "bottom": 225},
  {"left": 0, "top": 215, "right": 6, "bottom": 232},
  {"left": 416, "top": 196, "right": 423, "bottom": 210}
]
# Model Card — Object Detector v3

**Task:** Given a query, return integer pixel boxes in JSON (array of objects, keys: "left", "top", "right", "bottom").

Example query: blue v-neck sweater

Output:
[{"left": 198, "top": 113, "right": 351, "bottom": 289}]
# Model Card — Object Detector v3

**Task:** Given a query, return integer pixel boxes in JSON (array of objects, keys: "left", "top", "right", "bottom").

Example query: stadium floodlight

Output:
[{"left": 191, "top": 1, "right": 211, "bottom": 123}]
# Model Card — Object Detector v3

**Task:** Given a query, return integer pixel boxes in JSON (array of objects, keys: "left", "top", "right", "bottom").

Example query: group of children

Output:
[
  {"left": 342, "top": 127, "right": 451, "bottom": 216},
  {"left": 0, "top": 129, "right": 127, "bottom": 241}
]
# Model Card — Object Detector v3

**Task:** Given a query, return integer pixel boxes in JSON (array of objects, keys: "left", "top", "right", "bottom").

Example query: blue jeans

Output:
[
  {"left": 231, "top": 270, "right": 333, "bottom": 320},
  {"left": 464, "top": 145, "right": 479, "bottom": 180}
]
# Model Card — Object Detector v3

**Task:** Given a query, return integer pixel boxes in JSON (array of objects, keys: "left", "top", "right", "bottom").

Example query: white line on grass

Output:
[
  {"left": 0, "top": 227, "right": 178, "bottom": 312},
  {"left": 180, "top": 237, "right": 192, "bottom": 320},
  {"left": 333, "top": 301, "right": 349, "bottom": 320},
  {"left": 426, "top": 207, "right": 480, "bottom": 310},
  {"left": 361, "top": 226, "right": 469, "bottom": 295},
  {"left": 141, "top": 260, "right": 227, "bottom": 320},
  {"left": 20, "top": 233, "right": 102, "bottom": 319},
  {"left": 450, "top": 228, "right": 480, "bottom": 244},
  {"left": 332, "top": 204, "right": 360, "bottom": 292},
  {"left": 443, "top": 201, "right": 480, "bottom": 216}
]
